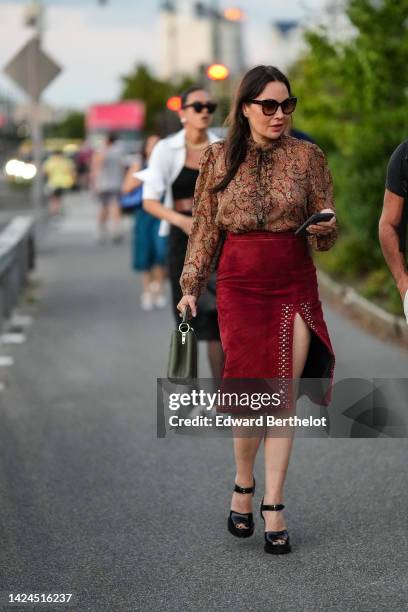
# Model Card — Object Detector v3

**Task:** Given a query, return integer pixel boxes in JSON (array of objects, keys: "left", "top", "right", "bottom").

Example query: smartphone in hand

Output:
[{"left": 295, "top": 212, "right": 335, "bottom": 237}]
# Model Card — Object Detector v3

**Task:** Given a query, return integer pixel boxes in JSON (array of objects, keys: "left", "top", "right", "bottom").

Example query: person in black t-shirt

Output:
[{"left": 379, "top": 140, "right": 408, "bottom": 322}]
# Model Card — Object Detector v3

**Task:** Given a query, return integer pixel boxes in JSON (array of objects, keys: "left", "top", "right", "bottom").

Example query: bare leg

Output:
[
  {"left": 140, "top": 270, "right": 155, "bottom": 311},
  {"left": 150, "top": 265, "right": 167, "bottom": 307},
  {"left": 98, "top": 204, "right": 109, "bottom": 238},
  {"left": 49, "top": 195, "right": 61, "bottom": 216},
  {"left": 142, "top": 271, "right": 153, "bottom": 293},
  {"left": 109, "top": 198, "right": 123, "bottom": 241},
  {"left": 207, "top": 340, "right": 224, "bottom": 379},
  {"left": 230, "top": 429, "right": 263, "bottom": 528},
  {"left": 262, "top": 312, "right": 311, "bottom": 535},
  {"left": 151, "top": 264, "right": 167, "bottom": 285}
]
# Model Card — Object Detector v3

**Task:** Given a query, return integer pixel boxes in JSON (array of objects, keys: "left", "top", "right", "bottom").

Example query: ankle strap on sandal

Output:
[
  {"left": 234, "top": 482, "right": 255, "bottom": 494},
  {"left": 261, "top": 503, "right": 285, "bottom": 511}
]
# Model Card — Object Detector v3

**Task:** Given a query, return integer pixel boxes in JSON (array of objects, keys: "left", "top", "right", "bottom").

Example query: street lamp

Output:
[
  {"left": 223, "top": 7, "right": 245, "bottom": 22},
  {"left": 207, "top": 63, "right": 230, "bottom": 81},
  {"left": 206, "top": 64, "right": 230, "bottom": 125},
  {"left": 23, "top": 0, "right": 45, "bottom": 214},
  {"left": 23, "top": 0, "right": 44, "bottom": 31},
  {"left": 23, "top": 0, "right": 44, "bottom": 37}
]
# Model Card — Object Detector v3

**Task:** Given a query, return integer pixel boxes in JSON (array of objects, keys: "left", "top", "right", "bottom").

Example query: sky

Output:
[{"left": 0, "top": 0, "right": 330, "bottom": 109}]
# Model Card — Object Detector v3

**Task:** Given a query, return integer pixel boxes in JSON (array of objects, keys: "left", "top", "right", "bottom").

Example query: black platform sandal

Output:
[
  {"left": 227, "top": 477, "right": 256, "bottom": 538},
  {"left": 260, "top": 498, "right": 292, "bottom": 554}
]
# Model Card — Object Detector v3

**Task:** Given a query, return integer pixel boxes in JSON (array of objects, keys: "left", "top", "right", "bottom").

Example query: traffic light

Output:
[{"left": 166, "top": 96, "right": 182, "bottom": 111}]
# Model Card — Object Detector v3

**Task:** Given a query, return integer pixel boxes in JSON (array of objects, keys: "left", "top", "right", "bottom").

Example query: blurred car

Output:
[{"left": 3, "top": 138, "right": 82, "bottom": 189}]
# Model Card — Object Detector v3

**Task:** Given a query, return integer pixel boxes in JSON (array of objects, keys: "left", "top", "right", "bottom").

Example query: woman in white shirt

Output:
[{"left": 139, "top": 86, "right": 224, "bottom": 377}]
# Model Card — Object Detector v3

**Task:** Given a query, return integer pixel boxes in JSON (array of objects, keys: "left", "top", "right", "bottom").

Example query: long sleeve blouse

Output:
[{"left": 180, "top": 133, "right": 338, "bottom": 298}]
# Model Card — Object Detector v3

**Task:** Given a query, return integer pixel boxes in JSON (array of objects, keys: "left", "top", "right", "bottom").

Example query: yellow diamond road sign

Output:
[{"left": 3, "top": 37, "right": 61, "bottom": 100}]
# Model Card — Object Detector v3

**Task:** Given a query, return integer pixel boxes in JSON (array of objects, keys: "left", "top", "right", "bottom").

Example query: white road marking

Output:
[
  {"left": 0, "top": 356, "right": 14, "bottom": 366},
  {"left": 0, "top": 333, "right": 26, "bottom": 344}
]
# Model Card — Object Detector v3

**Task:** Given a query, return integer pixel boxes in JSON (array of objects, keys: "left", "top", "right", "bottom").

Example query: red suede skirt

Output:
[{"left": 215, "top": 230, "right": 335, "bottom": 413}]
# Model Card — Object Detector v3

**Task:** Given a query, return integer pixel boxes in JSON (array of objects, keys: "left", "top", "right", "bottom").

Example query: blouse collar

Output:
[{"left": 247, "top": 132, "right": 289, "bottom": 156}]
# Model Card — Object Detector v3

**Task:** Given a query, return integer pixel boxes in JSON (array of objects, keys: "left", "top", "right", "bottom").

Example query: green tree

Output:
[
  {"left": 120, "top": 64, "right": 194, "bottom": 132},
  {"left": 290, "top": 0, "right": 408, "bottom": 313},
  {"left": 46, "top": 111, "right": 85, "bottom": 139}
]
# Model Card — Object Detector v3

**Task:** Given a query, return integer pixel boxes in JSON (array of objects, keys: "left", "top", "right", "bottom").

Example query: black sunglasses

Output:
[
  {"left": 247, "top": 97, "right": 297, "bottom": 116},
  {"left": 182, "top": 101, "right": 218, "bottom": 114}
]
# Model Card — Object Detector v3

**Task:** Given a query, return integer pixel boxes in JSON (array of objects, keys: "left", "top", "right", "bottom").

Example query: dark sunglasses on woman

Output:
[
  {"left": 182, "top": 101, "right": 218, "bottom": 114},
  {"left": 248, "top": 96, "right": 298, "bottom": 116}
]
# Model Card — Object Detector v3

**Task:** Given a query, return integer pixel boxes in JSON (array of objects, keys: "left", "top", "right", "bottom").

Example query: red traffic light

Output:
[{"left": 166, "top": 96, "right": 182, "bottom": 111}]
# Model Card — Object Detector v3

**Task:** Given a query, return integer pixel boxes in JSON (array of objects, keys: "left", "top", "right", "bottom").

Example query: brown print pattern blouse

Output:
[{"left": 180, "top": 133, "right": 338, "bottom": 298}]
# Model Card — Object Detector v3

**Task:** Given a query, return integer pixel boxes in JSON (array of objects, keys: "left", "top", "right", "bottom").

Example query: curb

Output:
[{"left": 316, "top": 269, "right": 408, "bottom": 346}]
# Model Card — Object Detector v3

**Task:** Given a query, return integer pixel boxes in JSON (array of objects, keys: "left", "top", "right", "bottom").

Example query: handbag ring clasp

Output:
[{"left": 178, "top": 322, "right": 191, "bottom": 334}]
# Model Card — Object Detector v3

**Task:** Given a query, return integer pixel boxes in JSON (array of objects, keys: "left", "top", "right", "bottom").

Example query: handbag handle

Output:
[
  {"left": 182, "top": 305, "right": 191, "bottom": 323},
  {"left": 178, "top": 306, "right": 193, "bottom": 344},
  {"left": 178, "top": 305, "right": 192, "bottom": 333}
]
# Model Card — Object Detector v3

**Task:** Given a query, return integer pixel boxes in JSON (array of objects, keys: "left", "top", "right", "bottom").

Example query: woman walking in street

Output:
[
  {"left": 91, "top": 133, "right": 124, "bottom": 244},
  {"left": 122, "top": 135, "right": 168, "bottom": 311},
  {"left": 42, "top": 150, "right": 76, "bottom": 217},
  {"left": 177, "top": 66, "right": 338, "bottom": 553},
  {"left": 141, "top": 86, "right": 224, "bottom": 378}
]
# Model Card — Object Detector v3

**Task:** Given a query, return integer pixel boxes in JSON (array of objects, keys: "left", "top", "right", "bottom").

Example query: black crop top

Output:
[{"left": 172, "top": 166, "right": 200, "bottom": 200}]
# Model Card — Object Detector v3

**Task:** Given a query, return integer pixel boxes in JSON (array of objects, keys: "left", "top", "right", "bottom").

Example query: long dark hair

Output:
[
  {"left": 211, "top": 65, "right": 292, "bottom": 193},
  {"left": 180, "top": 85, "right": 204, "bottom": 107}
]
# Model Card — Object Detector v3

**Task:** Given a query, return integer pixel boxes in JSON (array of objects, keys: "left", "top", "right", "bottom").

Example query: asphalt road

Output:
[{"left": 0, "top": 193, "right": 406, "bottom": 612}]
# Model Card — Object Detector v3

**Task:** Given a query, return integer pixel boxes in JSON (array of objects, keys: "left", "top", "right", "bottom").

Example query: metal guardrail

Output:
[{"left": 0, "top": 216, "right": 35, "bottom": 329}]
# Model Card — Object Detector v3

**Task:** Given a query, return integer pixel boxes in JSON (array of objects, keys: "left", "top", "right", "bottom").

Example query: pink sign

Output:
[{"left": 86, "top": 101, "right": 145, "bottom": 130}]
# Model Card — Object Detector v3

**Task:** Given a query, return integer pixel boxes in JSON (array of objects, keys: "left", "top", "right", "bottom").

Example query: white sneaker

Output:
[
  {"left": 153, "top": 293, "right": 167, "bottom": 309},
  {"left": 149, "top": 281, "right": 167, "bottom": 309},
  {"left": 140, "top": 292, "right": 154, "bottom": 311}
]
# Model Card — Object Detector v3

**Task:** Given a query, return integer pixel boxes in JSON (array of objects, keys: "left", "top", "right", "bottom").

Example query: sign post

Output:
[{"left": 3, "top": 18, "right": 62, "bottom": 219}]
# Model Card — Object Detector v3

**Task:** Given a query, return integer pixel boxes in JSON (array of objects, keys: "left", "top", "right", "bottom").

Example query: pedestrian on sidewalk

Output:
[
  {"left": 90, "top": 133, "right": 125, "bottom": 244},
  {"left": 122, "top": 135, "right": 168, "bottom": 311},
  {"left": 75, "top": 141, "right": 93, "bottom": 191},
  {"left": 139, "top": 86, "right": 224, "bottom": 378},
  {"left": 379, "top": 141, "right": 408, "bottom": 323},
  {"left": 177, "top": 65, "right": 338, "bottom": 554},
  {"left": 42, "top": 150, "right": 76, "bottom": 217}
]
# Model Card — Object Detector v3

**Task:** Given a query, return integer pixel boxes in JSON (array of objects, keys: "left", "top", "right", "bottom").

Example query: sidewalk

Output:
[{"left": 0, "top": 192, "right": 406, "bottom": 612}]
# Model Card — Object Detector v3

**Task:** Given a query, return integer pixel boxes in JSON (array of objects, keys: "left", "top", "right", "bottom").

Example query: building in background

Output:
[
  {"left": 269, "top": 1, "right": 355, "bottom": 71},
  {"left": 0, "top": 87, "right": 16, "bottom": 133},
  {"left": 158, "top": 1, "right": 245, "bottom": 80},
  {"left": 269, "top": 21, "right": 305, "bottom": 71},
  {"left": 13, "top": 102, "right": 66, "bottom": 127},
  {"left": 0, "top": 87, "right": 19, "bottom": 160}
]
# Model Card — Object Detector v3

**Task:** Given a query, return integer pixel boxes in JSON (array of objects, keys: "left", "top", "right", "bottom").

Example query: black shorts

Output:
[{"left": 98, "top": 191, "right": 121, "bottom": 207}]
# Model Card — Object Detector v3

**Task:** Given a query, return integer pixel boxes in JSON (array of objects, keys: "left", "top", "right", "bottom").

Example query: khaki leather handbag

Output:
[{"left": 167, "top": 306, "right": 198, "bottom": 382}]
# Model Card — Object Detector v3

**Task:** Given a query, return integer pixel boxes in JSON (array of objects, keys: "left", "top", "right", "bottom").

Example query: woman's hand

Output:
[
  {"left": 306, "top": 208, "right": 337, "bottom": 235},
  {"left": 177, "top": 294, "right": 197, "bottom": 319},
  {"left": 176, "top": 214, "right": 193, "bottom": 236},
  {"left": 122, "top": 162, "right": 142, "bottom": 194}
]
